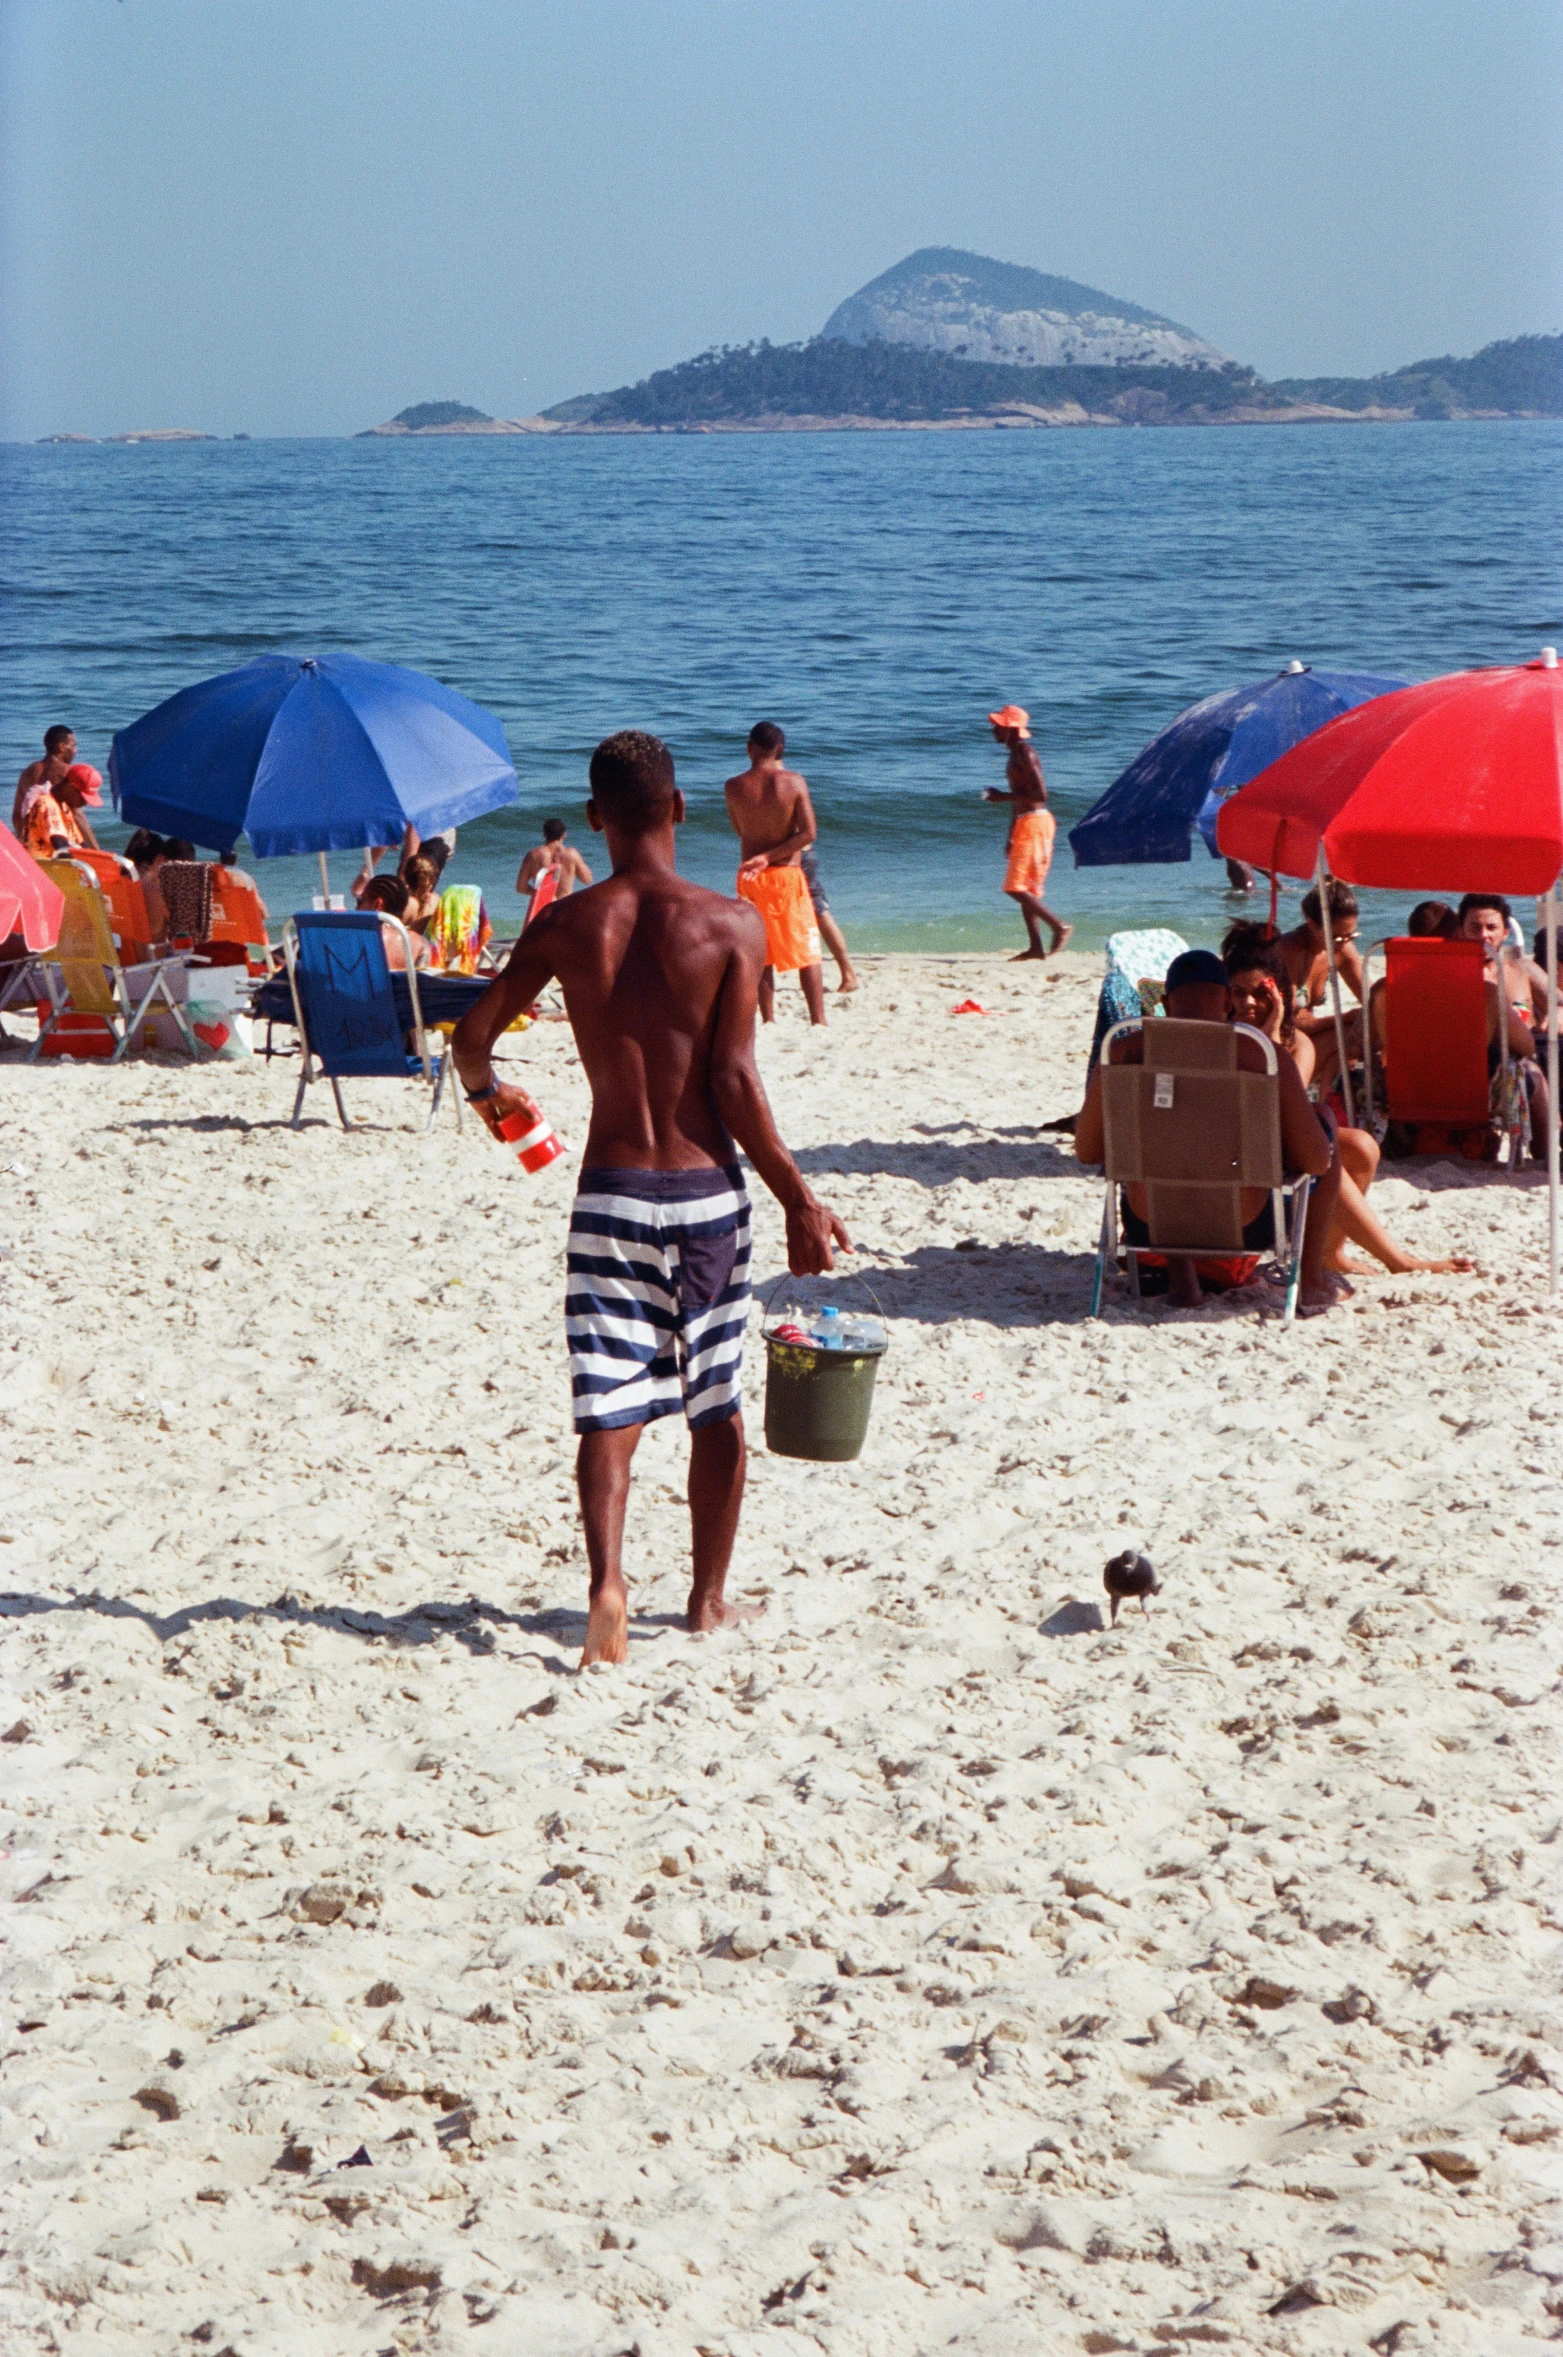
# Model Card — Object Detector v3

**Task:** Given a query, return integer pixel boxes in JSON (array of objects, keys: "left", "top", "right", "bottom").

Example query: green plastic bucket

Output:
[{"left": 761, "top": 1284, "right": 888, "bottom": 1463}]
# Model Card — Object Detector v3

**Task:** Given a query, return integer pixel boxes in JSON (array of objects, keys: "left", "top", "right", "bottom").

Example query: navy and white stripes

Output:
[{"left": 566, "top": 1164, "right": 752, "bottom": 1432}]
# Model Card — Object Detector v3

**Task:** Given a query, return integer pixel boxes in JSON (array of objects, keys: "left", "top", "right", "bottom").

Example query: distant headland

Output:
[{"left": 361, "top": 247, "right": 1563, "bottom": 436}]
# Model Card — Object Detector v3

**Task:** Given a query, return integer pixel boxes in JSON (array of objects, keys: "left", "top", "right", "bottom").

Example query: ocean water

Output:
[{"left": 3, "top": 422, "right": 1559, "bottom": 954}]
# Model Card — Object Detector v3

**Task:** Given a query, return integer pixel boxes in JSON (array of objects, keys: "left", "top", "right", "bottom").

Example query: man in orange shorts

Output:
[
  {"left": 984, "top": 704, "right": 1070, "bottom": 960},
  {"left": 724, "top": 722, "right": 826, "bottom": 1024}
]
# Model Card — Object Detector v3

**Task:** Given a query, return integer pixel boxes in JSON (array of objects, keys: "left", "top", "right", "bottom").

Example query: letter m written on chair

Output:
[{"left": 283, "top": 911, "right": 461, "bottom": 1134}]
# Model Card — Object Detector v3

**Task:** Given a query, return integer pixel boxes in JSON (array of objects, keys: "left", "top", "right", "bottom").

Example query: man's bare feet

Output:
[
  {"left": 836, "top": 973, "right": 859, "bottom": 994},
  {"left": 1011, "top": 946, "right": 1048, "bottom": 962},
  {"left": 1048, "top": 924, "right": 1073, "bottom": 956},
  {"left": 580, "top": 1589, "right": 628, "bottom": 1667},
  {"left": 687, "top": 1590, "right": 767, "bottom": 1635}
]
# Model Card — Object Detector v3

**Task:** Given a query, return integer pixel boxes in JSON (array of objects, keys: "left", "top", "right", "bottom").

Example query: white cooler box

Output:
[{"left": 128, "top": 958, "right": 255, "bottom": 1059}]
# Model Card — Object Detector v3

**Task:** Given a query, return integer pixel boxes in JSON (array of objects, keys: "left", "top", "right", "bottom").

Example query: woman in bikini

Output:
[{"left": 1223, "top": 928, "right": 1474, "bottom": 1280}]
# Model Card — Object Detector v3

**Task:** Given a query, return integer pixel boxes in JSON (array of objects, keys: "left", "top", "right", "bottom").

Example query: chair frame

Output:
[
  {"left": 282, "top": 912, "right": 463, "bottom": 1135},
  {"left": 28, "top": 859, "right": 197, "bottom": 1064},
  {"left": 1089, "top": 1018, "right": 1313, "bottom": 1324}
]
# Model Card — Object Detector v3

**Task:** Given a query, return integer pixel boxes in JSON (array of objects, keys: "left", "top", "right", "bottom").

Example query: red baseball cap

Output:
[
  {"left": 64, "top": 763, "right": 103, "bottom": 806},
  {"left": 987, "top": 704, "right": 1031, "bottom": 738}
]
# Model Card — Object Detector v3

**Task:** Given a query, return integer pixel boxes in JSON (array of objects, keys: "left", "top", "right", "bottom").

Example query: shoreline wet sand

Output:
[{"left": 1, "top": 953, "right": 1557, "bottom": 2353}]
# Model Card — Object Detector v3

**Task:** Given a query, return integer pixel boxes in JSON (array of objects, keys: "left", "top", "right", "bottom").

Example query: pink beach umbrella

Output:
[{"left": 0, "top": 827, "right": 65, "bottom": 949}]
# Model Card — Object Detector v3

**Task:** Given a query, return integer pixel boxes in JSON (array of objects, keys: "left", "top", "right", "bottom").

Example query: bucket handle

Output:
[{"left": 759, "top": 1267, "right": 886, "bottom": 1328}]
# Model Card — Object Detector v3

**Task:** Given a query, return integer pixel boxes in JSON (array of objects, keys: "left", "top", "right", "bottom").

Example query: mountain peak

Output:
[{"left": 821, "top": 247, "right": 1229, "bottom": 371}]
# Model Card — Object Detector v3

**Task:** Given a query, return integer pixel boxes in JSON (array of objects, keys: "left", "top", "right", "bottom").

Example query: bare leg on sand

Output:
[
  {"left": 577, "top": 1426, "right": 638, "bottom": 1665},
  {"left": 577, "top": 1415, "right": 761, "bottom": 1663},
  {"left": 1006, "top": 888, "right": 1071, "bottom": 961},
  {"left": 686, "top": 1413, "right": 763, "bottom": 1632},
  {"left": 799, "top": 962, "right": 827, "bottom": 1026},
  {"left": 818, "top": 908, "right": 859, "bottom": 993}
]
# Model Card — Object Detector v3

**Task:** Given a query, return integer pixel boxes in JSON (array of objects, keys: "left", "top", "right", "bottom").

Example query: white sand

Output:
[{"left": 0, "top": 952, "right": 1558, "bottom": 2357}]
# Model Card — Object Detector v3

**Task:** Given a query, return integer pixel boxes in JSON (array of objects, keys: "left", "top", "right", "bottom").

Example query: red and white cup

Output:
[{"left": 494, "top": 1105, "right": 566, "bottom": 1173}]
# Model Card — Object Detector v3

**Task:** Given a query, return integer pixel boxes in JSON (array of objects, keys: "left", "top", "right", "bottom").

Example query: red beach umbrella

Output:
[
  {"left": 1216, "top": 648, "right": 1563, "bottom": 1297},
  {"left": 0, "top": 828, "right": 65, "bottom": 949},
  {"left": 1214, "top": 652, "right": 1563, "bottom": 891}
]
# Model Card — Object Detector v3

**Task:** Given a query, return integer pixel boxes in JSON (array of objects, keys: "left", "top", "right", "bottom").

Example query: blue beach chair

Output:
[{"left": 282, "top": 911, "right": 463, "bottom": 1134}]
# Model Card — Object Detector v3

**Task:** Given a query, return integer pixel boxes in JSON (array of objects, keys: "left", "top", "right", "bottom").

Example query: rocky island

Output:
[{"left": 365, "top": 246, "right": 1563, "bottom": 436}]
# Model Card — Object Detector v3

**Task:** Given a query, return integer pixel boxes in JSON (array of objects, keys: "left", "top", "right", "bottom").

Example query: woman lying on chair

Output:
[
  {"left": 1223, "top": 933, "right": 1475, "bottom": 1282},
  {"left": 1074, "top": 949, "right": 1345, "bottom": 1315}
]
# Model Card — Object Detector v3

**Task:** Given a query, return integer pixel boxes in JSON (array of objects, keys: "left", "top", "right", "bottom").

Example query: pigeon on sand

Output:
[{"left": 1103, "top": 1550, "right": 1161, "bottom": 1625}]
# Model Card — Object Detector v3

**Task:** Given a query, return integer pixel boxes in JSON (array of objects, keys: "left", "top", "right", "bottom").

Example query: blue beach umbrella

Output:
[
  {"left": 109, "top": 654, "right": 520, "bottom": 873},
  {"left": 1068, "top": 662, "right": 1408, "bottom": 869}
]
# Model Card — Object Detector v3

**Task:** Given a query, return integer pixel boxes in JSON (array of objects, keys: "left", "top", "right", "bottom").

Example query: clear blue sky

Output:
[{"left": 3, "top": 0, "right": 1560, "bottom": 439}]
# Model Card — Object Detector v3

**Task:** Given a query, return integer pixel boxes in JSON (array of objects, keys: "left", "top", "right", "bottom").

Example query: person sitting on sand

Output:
[
  {"left": 359, "top": 874, "right": 434, "bottom": 968},
  {"left": 517, "top": 817, "right": 593, "bottom": 905},
  {"left": 1223, "top": 928, "right": 1474, "bottom": 1281},
  {"left": 983, "top": 703, "right": 1070, "bottom": 961},
  {"left": 452, "top": 728, "right": 848, "bottom": 1666},
  {"left": 725, "top": 721, "right": 826, "bottom": 1026},
  {"left": 1073, "top": 948, "right": 1343, "bottom": 1313}
]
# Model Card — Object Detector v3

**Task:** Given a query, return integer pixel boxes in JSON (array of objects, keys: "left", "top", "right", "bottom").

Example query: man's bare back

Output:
[
  {"left": 517, "top": 831, "right": 593, "bottom": 899},
  {"left": 453, "top": 732, "right": 846, "bottom": 1669}
]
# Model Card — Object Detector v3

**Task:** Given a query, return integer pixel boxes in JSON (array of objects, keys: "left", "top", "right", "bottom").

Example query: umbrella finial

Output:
[
  {"left": 1542, "top": 646, "right": 1558, "bottom": 670},
  {"left": 1283, "top": 659, "right": 1305, "bottom": 674}
]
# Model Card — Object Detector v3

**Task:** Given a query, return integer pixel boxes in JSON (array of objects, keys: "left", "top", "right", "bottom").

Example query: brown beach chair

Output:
[{"left": 1090, "top": 1017, "right": 1313, "bottom": 1323}]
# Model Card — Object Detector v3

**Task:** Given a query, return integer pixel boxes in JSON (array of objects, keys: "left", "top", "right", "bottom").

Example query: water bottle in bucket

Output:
[{"left": 762, "top": 1277, "right": 888, "bottom": 1463}]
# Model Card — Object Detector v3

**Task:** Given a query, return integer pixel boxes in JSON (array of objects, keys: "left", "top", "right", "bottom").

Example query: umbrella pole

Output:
[
  {"left": 1546, "top": 885, "right": 1559, "bottom": 1301},
  {"left": 318, "top": 851, "right": 331, "bottom": 906},
  {"left": 1316, "top": 850, "right": 1355, "bottom": 1129}
]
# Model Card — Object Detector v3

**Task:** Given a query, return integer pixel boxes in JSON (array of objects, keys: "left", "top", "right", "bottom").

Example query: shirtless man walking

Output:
[
  {"left": 724, "top": 722, "right": 826, "bottom": 1025},
  {"left": 984, "top": 703, "right": 1069, "bottom": 960},
  {"left": 516, "top": 816, "right": 594, "bottom": 903},
  {"left": 453, "top": 731, "right": 849, "bottom": 1667}
]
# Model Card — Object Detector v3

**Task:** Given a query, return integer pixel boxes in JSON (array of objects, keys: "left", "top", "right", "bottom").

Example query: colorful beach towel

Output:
[{"left": 428, "top": 884, "right": 492, "bottom": 975}]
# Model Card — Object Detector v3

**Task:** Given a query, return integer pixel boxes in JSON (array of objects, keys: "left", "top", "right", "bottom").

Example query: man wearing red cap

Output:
[{"left": 984, "top": 704, "right": 1069, "bottom": 960}]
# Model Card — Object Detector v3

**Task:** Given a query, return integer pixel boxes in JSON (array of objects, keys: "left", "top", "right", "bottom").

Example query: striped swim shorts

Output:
[{"left": 566, "top": 1164, "right": 752, "bottom": 1432}]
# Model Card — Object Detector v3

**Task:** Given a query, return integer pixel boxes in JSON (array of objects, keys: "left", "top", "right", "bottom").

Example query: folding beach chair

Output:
[
  {"left": 282, "top": 910, "right": 462, "bottom": 1134},
  {"left": 69, "top": 851, "right": 156, "bottom": 965},
  {"left": 29, "top": 859, "right": 196, "bottom": 1062},
  {"left": 1089, "top": 1018, "right": 1314, "bottom": 1324},
  {"left": 1361, "top": 936, "right": 1524, "bottom": 1168},
  {"left": 208, "top": 869, "right": 273, "bottom": 973}
]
